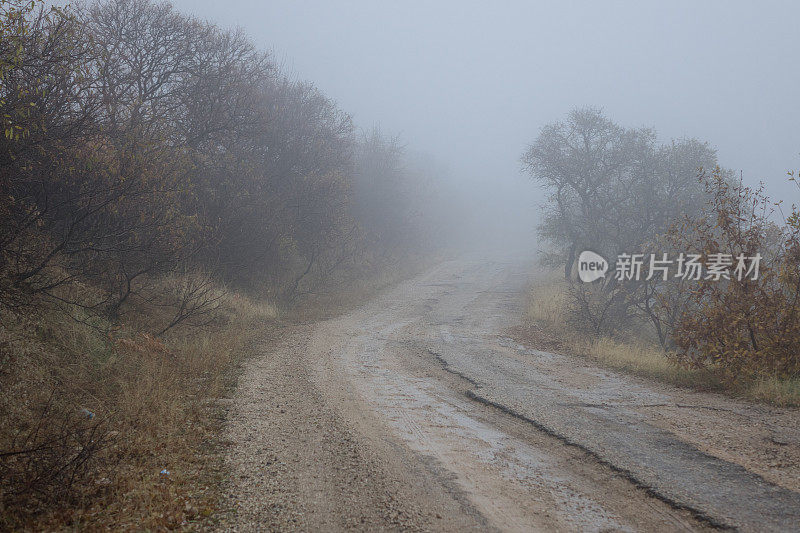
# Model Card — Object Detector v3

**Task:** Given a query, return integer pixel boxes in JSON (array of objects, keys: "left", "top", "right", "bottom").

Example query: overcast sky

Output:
[{"left": 169, "top": 0, "right": 799, "bottom": 211}]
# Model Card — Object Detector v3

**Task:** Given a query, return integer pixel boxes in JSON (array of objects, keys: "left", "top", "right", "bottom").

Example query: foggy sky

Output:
[{"left": 172, "top": 0, "right": 799, "bottom": 216}]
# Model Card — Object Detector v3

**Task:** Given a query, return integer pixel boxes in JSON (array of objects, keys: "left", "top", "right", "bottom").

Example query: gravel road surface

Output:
[{"left": 222, "top": 258, "right": 800, "bottom": 532}]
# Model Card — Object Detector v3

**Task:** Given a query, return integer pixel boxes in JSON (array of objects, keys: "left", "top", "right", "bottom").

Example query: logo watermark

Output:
[
  {"left": 577, "top": 250, "right": 609, "bottom": 282},
  {"left": 578, "top": 252, "right": 762, "bottom": 282}
]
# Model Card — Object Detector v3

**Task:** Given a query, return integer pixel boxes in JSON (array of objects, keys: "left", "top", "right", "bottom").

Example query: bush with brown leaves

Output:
[{"left": 665, "top": 170, "right": 800, "bottom": 378}]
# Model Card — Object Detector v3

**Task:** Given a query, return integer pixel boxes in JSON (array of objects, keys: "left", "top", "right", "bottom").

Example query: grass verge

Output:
[
  {"left": 516, "top": 271, "right": 800, "bottom": 407},
  {"left": 0, "top": 282, "right": 277, "bottom": 530}
]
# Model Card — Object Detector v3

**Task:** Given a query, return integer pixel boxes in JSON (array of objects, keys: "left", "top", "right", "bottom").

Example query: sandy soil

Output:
[{"left": 220, "top": 257, "right": 800, "bottom": 532}]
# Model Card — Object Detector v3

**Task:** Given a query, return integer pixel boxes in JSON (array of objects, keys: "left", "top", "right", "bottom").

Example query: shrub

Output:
[{"left": 665, "top": 170, "right": 800, "bottom": 378}]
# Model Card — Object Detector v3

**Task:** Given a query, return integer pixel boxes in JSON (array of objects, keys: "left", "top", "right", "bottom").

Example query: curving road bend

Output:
[{"left": 224, "top": 258, "right": 800, "bottom": 532}]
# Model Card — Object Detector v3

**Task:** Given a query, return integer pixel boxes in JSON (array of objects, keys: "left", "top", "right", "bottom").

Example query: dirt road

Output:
[{"left": 222, "top": 258, "right": 800, "bottom": 532}]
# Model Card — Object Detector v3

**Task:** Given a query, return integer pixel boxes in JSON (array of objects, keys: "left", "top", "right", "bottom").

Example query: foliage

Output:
[{"left": 665, "top": 170, "right": 800, "bottom": 378}]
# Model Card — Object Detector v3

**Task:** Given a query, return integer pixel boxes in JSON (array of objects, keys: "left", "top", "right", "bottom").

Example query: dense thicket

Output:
[
  {"left": 666, "top": 171, "right": 800, "bottom": 377},
  {"left": 0, "top": 0, "right": 439, "bottom": 315}
]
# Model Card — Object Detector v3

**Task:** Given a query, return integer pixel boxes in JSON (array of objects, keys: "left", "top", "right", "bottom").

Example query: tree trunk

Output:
[{"left": 564, "top": 243, "right": 576, "bottom": 281}]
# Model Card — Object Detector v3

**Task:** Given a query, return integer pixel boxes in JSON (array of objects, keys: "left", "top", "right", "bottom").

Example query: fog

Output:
[{"left": 166, "top": 0, "right": 798, "bottom": 253}]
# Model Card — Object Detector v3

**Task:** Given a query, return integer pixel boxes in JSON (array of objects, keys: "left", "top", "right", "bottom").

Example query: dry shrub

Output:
[
  {"left": 141, "top": 268, "right": 230, "bottom": 335},
  {"left": 0, "top": 279, "right": 275, "bottom": 530},
  {"left": 526, "top": 267, "right": 636, "bottom": 341},
  {"left": 565, "top": 280, "right": 637, "bottom": 338},
  {"left": 524, "top": 273, "right": 676, "bottom": 373},
  {"left": 666, "top": 170, "right": 800, "bottom": 379},
  {"left": 0, "top": 310, "right": 112, "bottom": 521}
]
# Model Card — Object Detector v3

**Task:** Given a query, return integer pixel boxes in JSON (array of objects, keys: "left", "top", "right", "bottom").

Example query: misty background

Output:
[
  {"left": 170, "top": 0, "right": 799, "bottom": 251},
  {"left": 3, "top": 2, "right": 800, "bottom": 524}
]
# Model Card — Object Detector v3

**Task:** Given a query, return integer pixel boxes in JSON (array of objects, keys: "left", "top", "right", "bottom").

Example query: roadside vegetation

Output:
[
  {"left": 520, "top": 108, "right": 800, "bottom": 406},
  {"left": 0, "top": 0, "right": 447, "bottom": 528},
  {"left": 520, "top": 271, "right": 800, "bottom": 405}
]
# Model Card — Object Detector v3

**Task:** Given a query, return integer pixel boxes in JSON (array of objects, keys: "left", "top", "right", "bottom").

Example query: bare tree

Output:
[{"left": 522, "top": 108, "right": 718, "bottom": 338}]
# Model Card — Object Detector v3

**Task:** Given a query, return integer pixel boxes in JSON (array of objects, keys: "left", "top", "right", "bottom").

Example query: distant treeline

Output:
[{"left": 1, "top": 0, "right": 442, "bottom": 316}]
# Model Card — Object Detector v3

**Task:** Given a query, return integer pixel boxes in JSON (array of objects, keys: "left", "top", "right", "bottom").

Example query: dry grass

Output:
[
  {"left": 586, "top": 337, "right": 724, "bottom": 390},
  {"left": 748, "top": 376, "right": 800, "bottom": 406},
  {"left": 525, "top": 273, "right": 568, "bottom": 329},
  {"left": 521, "top": 271, "right": 800, "bottom": 407},
  {"left": 0, "top": 281, "right": 277, "bottom": 530}
]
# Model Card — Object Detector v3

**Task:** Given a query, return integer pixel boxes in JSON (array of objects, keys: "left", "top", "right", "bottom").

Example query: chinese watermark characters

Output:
[{"left": 578, "top": 251, "right": 762, "bottom": 282}]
